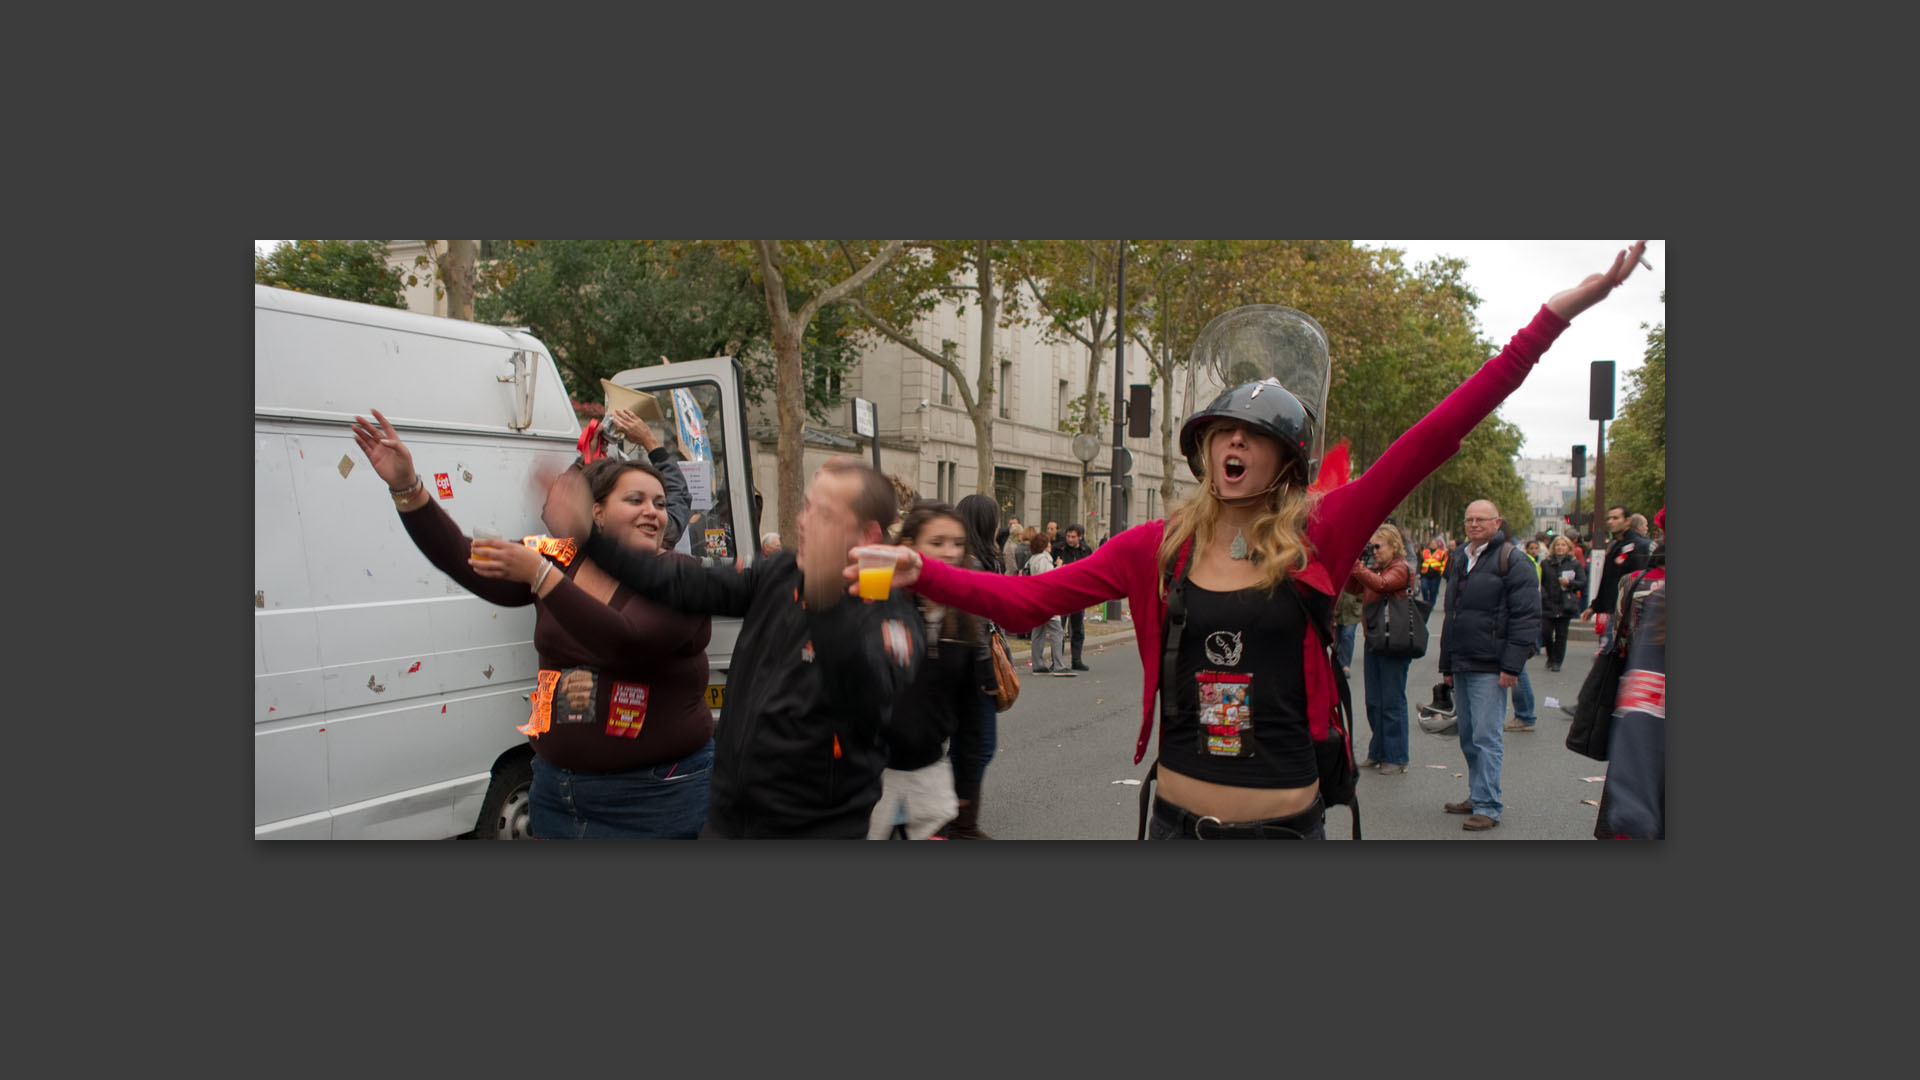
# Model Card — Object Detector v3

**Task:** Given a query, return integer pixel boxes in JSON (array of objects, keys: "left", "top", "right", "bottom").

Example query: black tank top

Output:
[{"left": 1160, "top": 581, "right": 1317, "bottom": 788}]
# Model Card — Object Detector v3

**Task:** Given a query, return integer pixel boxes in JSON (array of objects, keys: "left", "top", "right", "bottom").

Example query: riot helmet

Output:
[{"left": 1180, "top": 305, "right": 1331, "bottom": 484}]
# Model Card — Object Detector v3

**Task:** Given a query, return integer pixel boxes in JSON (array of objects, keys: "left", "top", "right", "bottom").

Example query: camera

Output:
[{"left": 1362, "top": 542, "right": 1377, "bottom": 568}]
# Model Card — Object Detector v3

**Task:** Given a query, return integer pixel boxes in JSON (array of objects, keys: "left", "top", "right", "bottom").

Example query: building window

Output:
[
  {"left": 941, "top": 369, "right": 952, "bottom": 407},
  {"left": 1058, "top": 380, "right": 1070, "bottom": 425},
  {"left": 994, "top": 467, "right": 1026, "bottom": 522},
  {"left": 999, "top": 362, "right": 1013, "bottom": 419},
  {"left": 1041, "top": 474, "right": 1078, "bottom": 535}
]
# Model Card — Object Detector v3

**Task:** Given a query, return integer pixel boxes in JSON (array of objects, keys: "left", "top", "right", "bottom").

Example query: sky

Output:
[
  {"left": 257, "top": 239, "right": 1665, "bottom": 463},
  {"left": 1356, "top": 239, "right": 1666, "bottom": 462}
]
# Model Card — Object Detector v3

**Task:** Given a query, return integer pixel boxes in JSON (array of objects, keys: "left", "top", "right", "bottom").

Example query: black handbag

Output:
[
  {"left": 1565, "top": 647, "right": 1625, "bottom": 760},
  {"left": 1363, "top": 589, "right": 1431, "bottom": 659}
]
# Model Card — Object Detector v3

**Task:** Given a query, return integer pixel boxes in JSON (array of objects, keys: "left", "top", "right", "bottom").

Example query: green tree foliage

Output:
[
  {"left": 255, "top": 240, "right": 407, "bottom": 308},
  {"left": 1603, "top": 291, "right": 1666, "bottom": 520},
  {"left": 474, "top": 240, "right": 867, "bottom": 419}
]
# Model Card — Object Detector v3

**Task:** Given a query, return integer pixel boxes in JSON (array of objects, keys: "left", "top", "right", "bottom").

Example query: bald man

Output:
[{"left": 1436, "top": 500, "right": 1540, "bottom": 832}]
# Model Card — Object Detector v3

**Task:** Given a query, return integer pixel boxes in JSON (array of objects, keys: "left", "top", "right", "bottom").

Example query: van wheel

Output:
[{"left": 474, "top": 754, "right": 535, "bottom": 839}]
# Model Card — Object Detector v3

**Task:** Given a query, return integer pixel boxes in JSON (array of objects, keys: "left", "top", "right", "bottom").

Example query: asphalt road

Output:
[{"left": 974, "top": 619, "right": 1612, "bottom": 840}]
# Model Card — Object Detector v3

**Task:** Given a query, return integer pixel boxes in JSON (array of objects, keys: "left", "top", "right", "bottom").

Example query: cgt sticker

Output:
[{"left": 435, "top": 473, "right": 455, "bottom": 498}]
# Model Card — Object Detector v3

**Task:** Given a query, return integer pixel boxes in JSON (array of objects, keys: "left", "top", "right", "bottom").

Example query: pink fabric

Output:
[{"left": 915, "top": 305, "right": 1571, "bottom": 765}]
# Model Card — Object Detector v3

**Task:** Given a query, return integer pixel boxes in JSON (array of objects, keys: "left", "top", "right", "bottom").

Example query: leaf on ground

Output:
[
  {"left": 1453, "top": 772, "right": 1463, "bottom": 778},
  {"left": 1427, "top": 765, "right": 1447, "bottom": 769},
  {"left": 1581, "top": 776, "right": 1607, "bottom": 783},
  {"left": 1580, "top": 799, "right": 1601, "bottom": 807},
  {"left": 1111, "top": 779, "right": 1142, "bottom": 785}
]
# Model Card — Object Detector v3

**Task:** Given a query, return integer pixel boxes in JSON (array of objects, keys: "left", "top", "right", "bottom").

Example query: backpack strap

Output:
[
  {"left": 1283, "top": 581, "right": 1361, "bottom": 840},
  {"left": 1138, "top": 538, "right": 1196, "bottom": 840}
]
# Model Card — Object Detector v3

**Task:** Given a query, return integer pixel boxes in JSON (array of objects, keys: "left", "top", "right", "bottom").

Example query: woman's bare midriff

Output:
[{"left": 1156, "top": 764, "right": 1320, "bottom": 821}]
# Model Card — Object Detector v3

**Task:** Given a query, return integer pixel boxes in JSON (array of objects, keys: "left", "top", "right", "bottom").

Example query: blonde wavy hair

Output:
[{"left": 1158, "top": 421, "right": 1319, "bottom": 594}]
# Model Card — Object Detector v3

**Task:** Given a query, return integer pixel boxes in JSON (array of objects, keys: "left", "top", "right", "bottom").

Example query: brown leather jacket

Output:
[{"left": 1345, "top": 556, "right": 1412, "bottom": 606}]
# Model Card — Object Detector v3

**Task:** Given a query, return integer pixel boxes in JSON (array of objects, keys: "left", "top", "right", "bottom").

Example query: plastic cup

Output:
[
  {"left": 471, "top": 526, "right": 503, "bottom": 562},
  {"left": 857, "top": 549, "right": 896, "bottom": 601}
]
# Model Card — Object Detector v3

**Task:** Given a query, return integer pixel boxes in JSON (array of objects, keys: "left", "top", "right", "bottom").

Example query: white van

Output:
[{"left": 254, "top": 285, "right": 759, "bottom": 839}]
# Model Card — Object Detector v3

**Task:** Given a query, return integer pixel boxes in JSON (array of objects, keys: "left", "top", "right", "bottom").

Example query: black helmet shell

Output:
[{"left": 1179, "top": 378, "right": 1319, "bottom": 483}]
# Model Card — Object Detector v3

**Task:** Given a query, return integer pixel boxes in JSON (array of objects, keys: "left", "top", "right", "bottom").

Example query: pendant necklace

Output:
[{"left": 1228, "top": 529, "right": 1250, "bottom": 560}]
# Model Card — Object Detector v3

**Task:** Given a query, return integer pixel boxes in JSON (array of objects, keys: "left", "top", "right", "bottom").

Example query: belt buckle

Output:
[{"left": 1194, "top": 814, "right": 1224, "bottom": 840}]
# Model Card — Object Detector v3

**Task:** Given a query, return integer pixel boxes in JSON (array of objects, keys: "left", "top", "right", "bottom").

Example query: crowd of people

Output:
[{"left": 349, "top": 241, "right": 1660, "bottom": 841}]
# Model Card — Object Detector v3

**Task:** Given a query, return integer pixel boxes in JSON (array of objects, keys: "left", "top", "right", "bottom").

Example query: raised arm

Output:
[
  {"left": 1314, "top": 242, "right": 1647, "bottom": 573},
  {"left": 353, "top": 408, "right": 532, "bottom": 608}
]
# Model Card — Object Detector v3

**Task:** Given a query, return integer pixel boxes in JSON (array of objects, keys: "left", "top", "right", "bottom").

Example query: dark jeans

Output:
[
  {"left": 529, "top": 740, "right": 712, "bottom": 839},
  {"left": 1419, "top": 574, "right": 1441, "bottom": 608},
  {"left": 950, "top": 688, "right": 998, "bottom": 801},
  {"left": 1545, "top": 615, "right": 1572, "bottom": 666},
  {"left": 1336, "top": 623, "right": 1358, "bottom": 672},
  {"left": 1066, "top": 609, "right": 1085, "bottom": 665},
  {"left": 1146, "top": 796, "right": 1327, "bottom": 840},
  {"left": 1362, "top": 649, "right": 1412, "bottom": 766}
]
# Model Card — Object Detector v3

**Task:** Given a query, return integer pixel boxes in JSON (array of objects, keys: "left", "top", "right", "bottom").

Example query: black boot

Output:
[{"left": 946, "top": 797, "right": 993, "bottom": 840}]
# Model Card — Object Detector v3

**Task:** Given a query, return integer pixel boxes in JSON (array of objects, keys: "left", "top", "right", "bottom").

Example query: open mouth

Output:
[{"left": 1223, "top": 456, "right": 1247, "bottom": 482}]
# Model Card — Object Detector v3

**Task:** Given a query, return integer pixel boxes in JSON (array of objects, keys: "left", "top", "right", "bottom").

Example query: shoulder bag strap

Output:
[{"left": 1282, "top": 581, "right": 1361, "bottom": 840}]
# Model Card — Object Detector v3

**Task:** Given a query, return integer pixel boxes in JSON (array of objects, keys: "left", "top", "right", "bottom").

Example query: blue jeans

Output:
[
  {"left": 1420, "top": 574, "right": 1441, "bottom": 608},
  {"left": 1336, "top": 623, "right": 1357, "bottom": 672},
  {"left": 1511, "top": 665, "right": 1536, "bottom": 724},
  {"left": 950, "top": 689, "right": 997, "bottom": 800},
  {"left": 529, "top": 740, "right": 713, "bottom": 839},
  {"left": 1362, "top": 649, "right": 1412, "bottom": 766},
  {"left": 1453, "top": 672, "right": 1505, "bottom": 819}
]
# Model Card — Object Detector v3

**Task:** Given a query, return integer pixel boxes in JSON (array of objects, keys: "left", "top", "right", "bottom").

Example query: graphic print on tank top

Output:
[{"left": 1196, "top": 629, "right": 1253, "bottom": 758}]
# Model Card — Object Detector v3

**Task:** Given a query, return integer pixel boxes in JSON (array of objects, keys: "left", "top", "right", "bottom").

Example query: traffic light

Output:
[{"left": 1571, "top": 444, "right": 1587, "bottom": 477}]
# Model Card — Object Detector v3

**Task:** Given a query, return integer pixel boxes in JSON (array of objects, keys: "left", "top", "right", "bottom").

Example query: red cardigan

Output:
[{"left": 914, "top": 304, "right": 1571, "bottom": 764}]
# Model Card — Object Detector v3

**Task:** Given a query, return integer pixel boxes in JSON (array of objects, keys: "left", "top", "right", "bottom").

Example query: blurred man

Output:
[
  {"left": 552, "top": 456, "right": 923, "bottom": 838},
  {"left": 761, "top": 532, "right": 782, "bottom": 559},
  {"left": 1581, "top": 504, "right": 1650, "bottom": 638}
]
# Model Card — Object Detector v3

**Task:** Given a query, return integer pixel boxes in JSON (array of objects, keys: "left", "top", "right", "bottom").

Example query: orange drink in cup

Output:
[
  {"left": 471, "top": 526, "right": 502, "bottom": 562},
  {"left": 857, "top": 548, "right": 896, "bottom": 601}
]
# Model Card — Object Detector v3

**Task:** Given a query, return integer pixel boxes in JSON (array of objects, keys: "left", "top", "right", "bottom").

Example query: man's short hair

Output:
[
  {"left": 1609, "top": 503, "right": 1631, "bottom": 518},
  {"left": 819, "top": 456, "right": 898, "bottom": 532},
  {"left": 1066, "top": 525, "right": 1082, "bottom": 539}
]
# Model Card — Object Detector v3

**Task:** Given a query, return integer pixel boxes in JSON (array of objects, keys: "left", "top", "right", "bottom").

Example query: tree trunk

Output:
[
  {"left": 438, "top": 240, "right": 477, "bottom": 321},
  {"left": 1080, "top": 322, "right": 1106, "bottom": 530},
  {"left": 973, "top": 242, "right": 998, "bottom": 499},
  {"left": 753, "top": 241, "right": 806, "bottom": 548}
]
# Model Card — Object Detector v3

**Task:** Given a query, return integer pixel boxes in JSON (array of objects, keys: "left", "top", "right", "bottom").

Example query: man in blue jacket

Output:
[{"left": 1437, "top": 500, "right": 1541, "bottom": 832}]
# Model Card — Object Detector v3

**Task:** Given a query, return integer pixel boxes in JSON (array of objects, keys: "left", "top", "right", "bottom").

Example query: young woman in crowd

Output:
[
  {"left": 868, "top": 501, "right": 998, "bottom": 839},
  {"left": 1347, "top": 524, "right": 1415, "bottom": 775},
  {"left": 352, "top": 410, "right": 714, "bottom": 839},
  {"left": 1539, "top": 534, "right": 1583, "bottom": 671},
  {"left": 946, "top": 493, "right": 1006, "bottom": 838},
  {"left": 850, "top": 242, "right": 1647, "bottom": 840}
]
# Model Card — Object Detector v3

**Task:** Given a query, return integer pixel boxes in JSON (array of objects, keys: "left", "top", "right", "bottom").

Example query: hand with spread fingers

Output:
[
  {"left": 1546, "top": 241, "right": 1648, "bottom": 321},
  {"left": 350, "top": 408, "right": 419, "bottom": 492}
]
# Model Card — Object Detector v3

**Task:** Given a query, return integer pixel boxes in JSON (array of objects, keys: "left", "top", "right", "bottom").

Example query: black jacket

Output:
[
  {"left": 584, "top": 535, "right": 925, "bottom": 838},
  {"left": 1056, "top": 539, "right": 1093, "bottom": 566},
  {"left": 1438, "top": 530, "right": 1541, "bottom": 677},
  {"left": 1590, "top": 529, "right": 1651, "bottom": 618},
  {"left": 886, "top": 600, "right": 996, "bottom": 772},
  {"left": 1539, "top": 552, "right": 1584, "bottom": 619}
]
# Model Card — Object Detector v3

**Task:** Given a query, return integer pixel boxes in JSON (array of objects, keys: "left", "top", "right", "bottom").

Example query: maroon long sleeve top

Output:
[{"left": 399, "top": 498, "right": 713, "bottom": 773}]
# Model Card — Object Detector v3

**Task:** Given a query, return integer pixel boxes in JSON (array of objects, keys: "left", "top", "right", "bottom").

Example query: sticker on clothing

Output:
[{"left": 1196, "top": 670, "right": 1254, "bottom": 757}]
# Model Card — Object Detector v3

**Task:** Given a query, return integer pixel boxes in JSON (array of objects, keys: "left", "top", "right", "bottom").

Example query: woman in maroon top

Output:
[
  {"left": 352, "top": 409, "right": 715, "bottom": 839},
  {"left": 849, "top": 242, "right": 1648, "bottom": 840},
  {"left": 1347, "top": 524, "right": 1415, "bottom": 775}
]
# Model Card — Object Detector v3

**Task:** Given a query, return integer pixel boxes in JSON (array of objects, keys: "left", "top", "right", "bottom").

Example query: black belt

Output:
[{"left": 1150, "top": 795, "right": 1325, "bottom": 840}]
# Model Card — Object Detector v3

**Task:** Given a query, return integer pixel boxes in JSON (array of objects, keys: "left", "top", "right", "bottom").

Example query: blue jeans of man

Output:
[
  {"left": 1419, "top": 574, "right": 1441, "bottom": 609},
  {"left": 1511, "top": 665, "right": 1536, "bottom": 724},
  {"left": 1452, "top": 672, "right": 1505, "bottom": 819},
  {"left": 529, "top": 740, "right": 713, "bottom": 839},
  {"left": 1363, "top": 649, "right": 1412, "bottom": 766},
  {"left": 1336, "top": 623, "right": 1357, "bottom": 672}
]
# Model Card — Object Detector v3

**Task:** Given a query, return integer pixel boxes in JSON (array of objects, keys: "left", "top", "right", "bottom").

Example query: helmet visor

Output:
[{"left": 1190, "top": 305, "right": 1330, "bottom": 476}]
